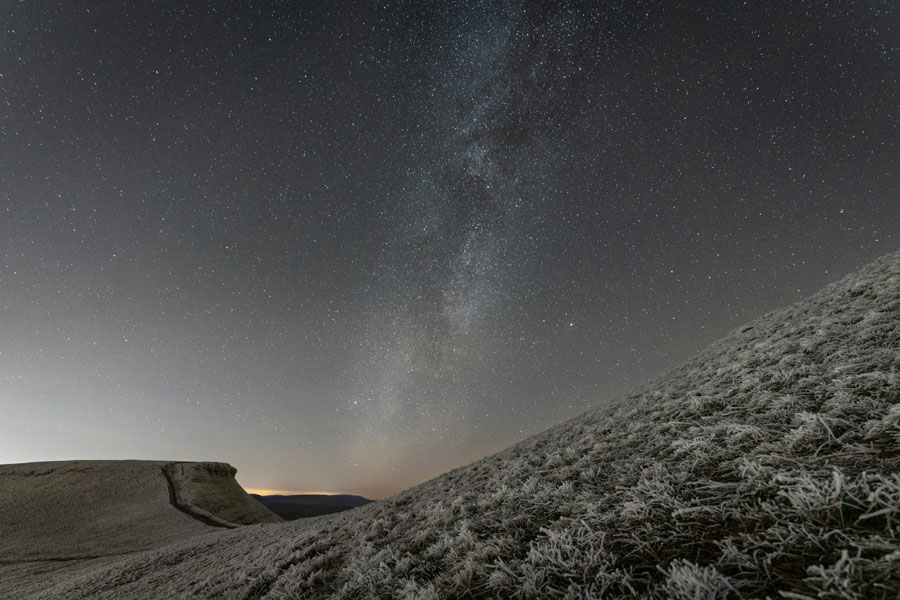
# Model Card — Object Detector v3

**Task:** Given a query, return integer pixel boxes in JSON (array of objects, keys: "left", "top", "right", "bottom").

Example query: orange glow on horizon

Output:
[{"left": 243, "top": 488, "right": 341, "bottom": 496}]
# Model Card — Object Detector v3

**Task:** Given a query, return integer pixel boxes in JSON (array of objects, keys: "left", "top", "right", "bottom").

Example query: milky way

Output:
[{"left": 1, "top": 1, "right": 898, "bottom": 498}]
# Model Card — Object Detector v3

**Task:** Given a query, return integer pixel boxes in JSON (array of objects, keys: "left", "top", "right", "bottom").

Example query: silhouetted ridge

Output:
[{"left": 251, "top": 494, "right": 373, "bottom": 520}]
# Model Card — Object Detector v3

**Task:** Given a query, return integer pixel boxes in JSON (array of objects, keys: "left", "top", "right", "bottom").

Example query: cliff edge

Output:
[
  {"left": 0, "top": 459, "right": 280, "bottom": 564},
  {"left": 163, "top": 461, "right": 282, "bottom": 527}
]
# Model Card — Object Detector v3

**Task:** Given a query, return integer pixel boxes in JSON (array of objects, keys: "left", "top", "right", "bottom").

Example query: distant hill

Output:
[
  {"left": 12, "top": 250, "right": 900, "bottom": 599},
  {"left": 250, "top": 494, "right": 373, "bottom": 520},
  {"left": 0, "top": 460, "right": 280, "bottom": 598}
]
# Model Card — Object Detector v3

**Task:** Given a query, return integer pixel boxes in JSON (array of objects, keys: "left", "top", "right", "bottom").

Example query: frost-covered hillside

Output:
[
  {"left": 34, "top": 251, "right": 900, "bottom": 599},
  {"left": 0, "top": 461, "right": 280, "bottom": 598}
]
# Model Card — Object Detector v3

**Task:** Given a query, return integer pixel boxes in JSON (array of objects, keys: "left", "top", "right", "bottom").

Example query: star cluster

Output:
[{"left": 1, "top": 1, "right": 898, "bottom": 498}]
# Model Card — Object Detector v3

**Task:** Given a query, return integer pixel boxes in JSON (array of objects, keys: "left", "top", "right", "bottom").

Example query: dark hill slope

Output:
[
  {"left": 35, "top": 251, "right": 900, "bottom": 599},
  {"left": 251, "top": 494, "right": 373, "bottom": 520}
]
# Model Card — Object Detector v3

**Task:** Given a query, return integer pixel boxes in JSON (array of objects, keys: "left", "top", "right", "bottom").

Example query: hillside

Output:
[
  {"left": 251, "top": 494, "right": 373, "bottom": 520},
  {"left": 0, "top": 460, "right": 280, "bottom": 598},
  {"left": 25, "top": 251, "right": 900, "bottom": 598}
]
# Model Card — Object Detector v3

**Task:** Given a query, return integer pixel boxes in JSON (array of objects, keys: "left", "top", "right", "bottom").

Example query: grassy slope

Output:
[
  {"left": 0, "top": 460, "right": 213, "bottom": 561},
  {"left": 38, "top": 251, "right": 900, "bottom": 599}
]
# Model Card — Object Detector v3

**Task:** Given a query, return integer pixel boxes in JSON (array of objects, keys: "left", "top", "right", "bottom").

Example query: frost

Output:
[{"left": 29, "top": 251, "right": 900, "bottom": 599}]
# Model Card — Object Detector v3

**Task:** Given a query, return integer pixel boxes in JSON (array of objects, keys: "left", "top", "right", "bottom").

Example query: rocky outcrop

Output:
[{"left": 163, "top": 462, "right": 282, "bottom": 527}]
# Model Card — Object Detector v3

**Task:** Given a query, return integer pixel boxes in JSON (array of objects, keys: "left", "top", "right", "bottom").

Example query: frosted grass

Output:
[{"left": 35, "top": 251, "right": 900, "bottom": 599}]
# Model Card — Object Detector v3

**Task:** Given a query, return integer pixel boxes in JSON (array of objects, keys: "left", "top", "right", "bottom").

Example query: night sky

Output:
[{"left": 1, "top": 1, "right": 898, "bottom": 499}]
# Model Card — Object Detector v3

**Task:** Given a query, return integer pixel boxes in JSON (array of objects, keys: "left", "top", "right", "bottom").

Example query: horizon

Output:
[
  {"left": 243, "top": 488, "right": 366, "bottom": 498},
  {"left": 2, "top": 1, "right": 898, "bottom": 500}
]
